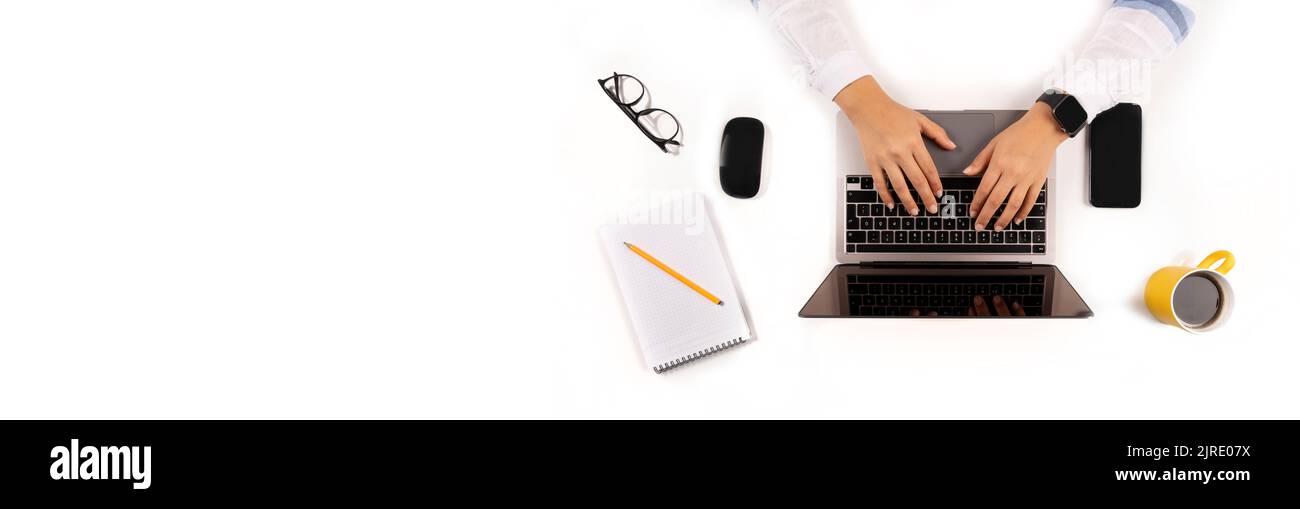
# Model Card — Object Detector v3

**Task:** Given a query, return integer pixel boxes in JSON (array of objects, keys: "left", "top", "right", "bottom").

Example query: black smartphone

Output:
[{"left": 1088, "top": 103, "right": 1142, "bottom": 208}]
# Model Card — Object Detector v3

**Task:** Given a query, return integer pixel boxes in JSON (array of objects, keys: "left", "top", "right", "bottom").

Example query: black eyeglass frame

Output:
[{"left": 596, "top": 72, "right": 681, "bottom": 153}]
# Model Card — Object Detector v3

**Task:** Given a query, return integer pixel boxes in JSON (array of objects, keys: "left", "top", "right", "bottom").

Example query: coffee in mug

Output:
[{"left": 1144, "top": 251, "right": 1234, "bottom": 333}]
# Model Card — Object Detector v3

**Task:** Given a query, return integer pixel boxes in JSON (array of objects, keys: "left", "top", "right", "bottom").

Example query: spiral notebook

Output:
[{"left": 600, "top": 204, "right": 752, "bottom": 374}]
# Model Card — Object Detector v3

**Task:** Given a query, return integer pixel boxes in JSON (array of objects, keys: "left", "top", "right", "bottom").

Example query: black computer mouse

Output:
[{"left": 719, "top": 117, "right": 764, "bottom": 199}]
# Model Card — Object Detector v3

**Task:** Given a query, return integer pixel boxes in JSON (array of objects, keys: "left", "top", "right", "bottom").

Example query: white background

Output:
[{"left": 1, "top": 0, "right": 1295, "bottom": 419}]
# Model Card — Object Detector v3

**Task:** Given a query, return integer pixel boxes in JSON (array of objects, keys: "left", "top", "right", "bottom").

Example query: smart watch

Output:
[{"left": 1036, "top": 89, "right": 1088, "bottom": 138}]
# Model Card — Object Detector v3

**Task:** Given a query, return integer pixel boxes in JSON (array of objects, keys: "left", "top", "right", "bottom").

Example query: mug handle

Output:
[{"left": 1197, "top": 250, "right": 1235, "bottom": 275}]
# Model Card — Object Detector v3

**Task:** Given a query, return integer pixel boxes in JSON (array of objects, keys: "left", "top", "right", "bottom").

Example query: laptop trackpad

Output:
[{"left": 921, "top": 112, "right": 996, "bottom": 174}]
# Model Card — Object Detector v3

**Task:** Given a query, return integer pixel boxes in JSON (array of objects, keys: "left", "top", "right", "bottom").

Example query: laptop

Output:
[{"left": 799, "top": 110, "right": 1092, "bottom": 318}]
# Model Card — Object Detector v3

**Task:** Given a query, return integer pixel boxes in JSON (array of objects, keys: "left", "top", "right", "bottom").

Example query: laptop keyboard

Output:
[
  {"left": 845, "top": 274, "right": 1047, "bottom": 317},
  {"left": 845, "top": 175, "right": 1047, "bottom": 254}
]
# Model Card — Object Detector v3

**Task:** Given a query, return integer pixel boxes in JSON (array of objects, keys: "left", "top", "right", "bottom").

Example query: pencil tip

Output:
[{"left": 717, "top": 301, "right": 724, "bottom": 306}]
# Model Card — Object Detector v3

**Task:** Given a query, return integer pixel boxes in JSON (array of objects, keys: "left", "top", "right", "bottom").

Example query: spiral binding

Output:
[{"left": 653, "top": 337, "right": 748, "bottom": 374}]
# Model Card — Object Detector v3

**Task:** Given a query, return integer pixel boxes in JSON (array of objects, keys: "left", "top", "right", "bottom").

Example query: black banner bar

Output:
[{"left": 2, "top": 420, "right": 1293, "bottom": 498}]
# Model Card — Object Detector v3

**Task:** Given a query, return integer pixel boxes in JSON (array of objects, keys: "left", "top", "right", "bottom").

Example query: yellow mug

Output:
[{"left": 1144, "top": 250, "right": 1235, "bottom": 333}]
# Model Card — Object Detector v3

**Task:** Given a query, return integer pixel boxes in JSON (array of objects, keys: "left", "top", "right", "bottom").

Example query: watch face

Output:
[{"left": 1055, "top": 94, "right": 1087, "bottom": 134}]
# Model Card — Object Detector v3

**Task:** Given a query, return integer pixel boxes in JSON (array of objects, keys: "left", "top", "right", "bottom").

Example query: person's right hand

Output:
[{"left": 834, "top": 76, "right": 957, "bottom": 216}]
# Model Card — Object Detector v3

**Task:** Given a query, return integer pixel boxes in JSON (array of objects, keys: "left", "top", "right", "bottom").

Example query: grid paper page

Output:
[{"left": 600, "top": 208, "right": 751, "bottom": 373}]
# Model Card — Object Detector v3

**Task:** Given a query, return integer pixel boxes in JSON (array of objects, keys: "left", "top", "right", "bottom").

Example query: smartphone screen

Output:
[{"left": 1088, "top": 103, "right": 1142, "bottom": 208}]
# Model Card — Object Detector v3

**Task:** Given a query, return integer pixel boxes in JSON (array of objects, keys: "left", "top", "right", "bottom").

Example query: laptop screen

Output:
[{"left": 799, "top": 264, "right": 1092, "bottom": 318}]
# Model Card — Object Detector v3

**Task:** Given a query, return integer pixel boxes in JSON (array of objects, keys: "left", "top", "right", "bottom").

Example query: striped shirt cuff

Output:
[{"left": 1112, "top": 0, "right": 1196, "bottom": 43}]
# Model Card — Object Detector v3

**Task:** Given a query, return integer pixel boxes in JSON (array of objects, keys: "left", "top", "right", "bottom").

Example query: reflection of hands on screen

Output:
[{"left": 968, "top": 295, "right": 1025, "bottom": 317}]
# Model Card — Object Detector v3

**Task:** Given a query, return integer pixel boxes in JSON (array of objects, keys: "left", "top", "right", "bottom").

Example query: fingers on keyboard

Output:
[{"left": 845, "top": 175, "right": 1048, "bottom": 254}]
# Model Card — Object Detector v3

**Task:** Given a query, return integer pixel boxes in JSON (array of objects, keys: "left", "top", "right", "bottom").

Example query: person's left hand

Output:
[{"left": 964, "top": 102, "right": 1069, "bottom": 231}]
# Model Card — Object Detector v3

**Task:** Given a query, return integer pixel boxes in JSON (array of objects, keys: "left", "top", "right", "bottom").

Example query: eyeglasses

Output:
[{"left": 597, "top": 72, "right": 682, "bottom": 153}]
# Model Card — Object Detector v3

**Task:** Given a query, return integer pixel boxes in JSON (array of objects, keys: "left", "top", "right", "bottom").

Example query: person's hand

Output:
[
  {"left": 964, "top": 101, "right": 1069, "bottom": 231},
  {"left": 835, "top": 76, "right": 956, "bottom": 216}
]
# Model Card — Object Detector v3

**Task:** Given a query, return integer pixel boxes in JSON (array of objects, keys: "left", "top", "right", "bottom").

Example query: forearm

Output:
[
  {"left": 753, "top": 0, "right": 871, "bottom": 100},
  {"left": 1047, "top": 0, "right": 1199, "bottom": 122}
]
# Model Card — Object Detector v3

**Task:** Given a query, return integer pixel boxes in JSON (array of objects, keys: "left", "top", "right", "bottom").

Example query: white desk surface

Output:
[{"left": 1, "top": 1, "right": 1295, "bottom": 418}]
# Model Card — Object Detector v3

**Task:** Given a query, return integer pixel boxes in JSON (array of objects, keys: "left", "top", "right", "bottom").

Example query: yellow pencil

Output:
[{"left": 623, "top": 242, "right": 723, "bottom": 306}]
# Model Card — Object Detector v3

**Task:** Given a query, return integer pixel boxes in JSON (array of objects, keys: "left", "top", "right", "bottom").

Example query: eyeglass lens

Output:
[
  {"left": 636, "top": 109, "right": 680, "bottom": 142},
  {"left": 605, "top": 74, "right": 646, "bottom": 108}
]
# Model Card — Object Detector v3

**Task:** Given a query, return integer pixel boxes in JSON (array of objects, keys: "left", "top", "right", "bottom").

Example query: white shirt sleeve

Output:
[
  {"left": 1047, "top": 0, "right": 1199, "bottom": 122},
  {"left": 753, "top": 0, "right": 871, "bottom": 100}
]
